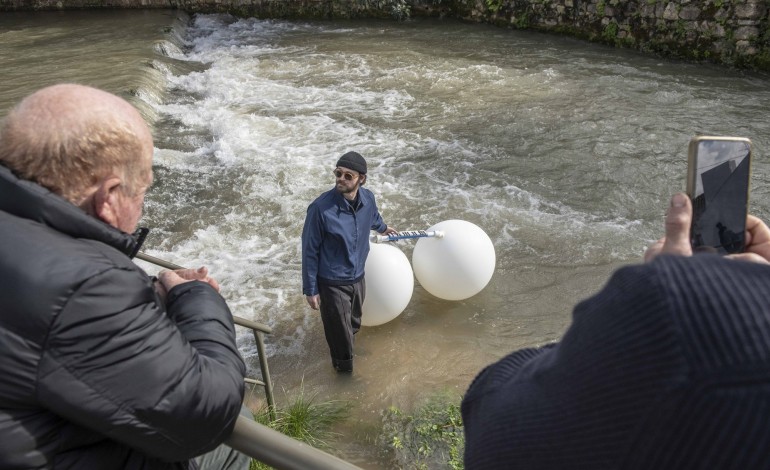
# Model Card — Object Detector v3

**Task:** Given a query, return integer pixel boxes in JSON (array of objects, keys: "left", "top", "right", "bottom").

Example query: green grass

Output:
[
  {"left": 245, "top": 386, "right": 466, "bottom": 469},
  {"left": 248, "top": 388, "right": 349, "bottom": 470}
]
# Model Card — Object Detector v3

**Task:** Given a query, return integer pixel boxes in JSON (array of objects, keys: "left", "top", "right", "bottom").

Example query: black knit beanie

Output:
[{"left": 336, "top": 151, "right": 367, "bottom": 174}]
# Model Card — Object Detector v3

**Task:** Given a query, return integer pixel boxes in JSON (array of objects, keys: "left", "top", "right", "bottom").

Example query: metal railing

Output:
[
  {"left": 135, "top": 251, "right": 275, "bottom": 413},
  {"left": 225, "top": 415, "right": 362, "bottom": 470}
]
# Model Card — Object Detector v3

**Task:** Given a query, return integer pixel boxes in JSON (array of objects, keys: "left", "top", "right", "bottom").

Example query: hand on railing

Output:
[
  {"left": 158, "top": 266, "right": 221, "bottom": 293},
  {"left": 135, "top": 252, "right": 272, "bottom": 333},
  {"left": 135, "top": 251, "right": 275, "bottom": 415}
]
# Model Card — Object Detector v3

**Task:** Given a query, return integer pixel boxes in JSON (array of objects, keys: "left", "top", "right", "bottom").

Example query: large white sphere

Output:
[
  {"left": 362, "top": 242, "right": 414, "bottom": 327},
  {"left": 412, "top": 220, "right": 495, "bottom": 301}
]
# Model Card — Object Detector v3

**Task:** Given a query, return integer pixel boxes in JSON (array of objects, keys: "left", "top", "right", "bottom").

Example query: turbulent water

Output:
[{"left": 3, "top": 10, "right": 770, "bottom": 467}]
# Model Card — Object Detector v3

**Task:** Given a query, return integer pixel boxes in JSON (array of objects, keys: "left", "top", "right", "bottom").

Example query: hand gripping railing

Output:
[
  {"left": 136, "top": 252, "right": 363, "bottom": 469},
  {"left": 134, "top": 252, "right": 275, "bottom": 415}
]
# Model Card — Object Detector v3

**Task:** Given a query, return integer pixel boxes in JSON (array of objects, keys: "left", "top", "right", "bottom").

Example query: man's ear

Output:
[
  {"left": 360, "top": 174, "right": 367, "bottom": 186},
  {"left": 92, "top": 176, "right": 123, "bottom": 228}
]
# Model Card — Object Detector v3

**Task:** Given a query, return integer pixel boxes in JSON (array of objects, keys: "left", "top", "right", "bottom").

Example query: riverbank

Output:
[{"left": 1, "top": 1, "right": 768, "bottom": 71}]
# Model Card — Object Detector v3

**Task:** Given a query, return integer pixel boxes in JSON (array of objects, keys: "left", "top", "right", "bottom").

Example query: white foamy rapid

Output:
[{"left": 141, "top": 14, "right": 770, "bottom": 370}]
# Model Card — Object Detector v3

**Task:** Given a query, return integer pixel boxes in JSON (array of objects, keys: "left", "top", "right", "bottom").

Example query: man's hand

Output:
[
  {"left": 156, "top": 266, "right": 221, "bottom": 301},
  {"left": 306, "top": 294, "right": 320, "bottom": 310},
  {"left": 729, "top": 215, "right": 770, "bottom": 264},
  {"left": 382, "top": 226, "right": 398, "bottom": 236},
  {"left": 645, "top": 193, "right": 770, "bottom": 264}
]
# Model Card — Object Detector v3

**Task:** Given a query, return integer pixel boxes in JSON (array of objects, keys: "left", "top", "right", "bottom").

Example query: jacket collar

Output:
[
  {"left": 332, "top": 186, "right": 368, "bottom": 211},
  {"left": 0, "top": 164, "right": 146, "bottom": 258}
]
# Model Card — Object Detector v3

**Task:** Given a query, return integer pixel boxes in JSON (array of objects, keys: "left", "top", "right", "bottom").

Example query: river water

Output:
[{"left": 2, "top": 9, "right": 770, "bottom": 468}]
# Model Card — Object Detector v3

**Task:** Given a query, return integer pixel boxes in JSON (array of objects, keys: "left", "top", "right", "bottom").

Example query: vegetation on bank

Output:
[
  {"left": 247, "top": 386, "right": 350, "bottom": 470},
  {"left": 247, "top": 386, "right": 465, "bottom": 469},
  {"left": 380, "top": 391, "right": 465, "bottom": 470}
]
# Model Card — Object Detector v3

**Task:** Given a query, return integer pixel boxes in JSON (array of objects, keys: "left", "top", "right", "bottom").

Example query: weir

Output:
[{"left": 129, "top": 11, "right": 191, "bottom": 125}]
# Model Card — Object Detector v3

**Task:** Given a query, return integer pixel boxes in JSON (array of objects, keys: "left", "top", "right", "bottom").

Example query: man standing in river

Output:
[
  {"left": 0, "top": 84, "right": 248, "bottom": 469},
  {"left": 302, "top": 151, "right": 397, "bottom": 373}
]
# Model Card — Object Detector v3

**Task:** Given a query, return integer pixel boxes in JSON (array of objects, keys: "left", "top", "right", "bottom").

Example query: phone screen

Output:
[{"left": 689, "top": 137, "right": 751, "bottom": 254}]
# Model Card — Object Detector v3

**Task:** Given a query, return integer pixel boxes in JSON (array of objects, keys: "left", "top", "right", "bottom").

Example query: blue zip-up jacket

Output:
[{"left": 302, "top": 187, "right": 388, "bottom": 296}]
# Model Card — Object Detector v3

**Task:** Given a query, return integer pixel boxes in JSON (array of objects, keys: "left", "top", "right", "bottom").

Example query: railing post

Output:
[{"left": 254, "top": 330, "right": 276, "bottom": 420}]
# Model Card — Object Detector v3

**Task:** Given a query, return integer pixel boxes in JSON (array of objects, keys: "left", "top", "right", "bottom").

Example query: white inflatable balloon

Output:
[
  {"left": 362, "top": 242, "right": 414, "bottom": 327},
  {"left": 412, "top": 220, "right": 495, "bottom": 301}
]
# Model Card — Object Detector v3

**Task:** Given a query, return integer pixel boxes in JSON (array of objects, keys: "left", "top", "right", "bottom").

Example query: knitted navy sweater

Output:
[{"left": 462, "top": 254, "right": 770, "bottom": 469}]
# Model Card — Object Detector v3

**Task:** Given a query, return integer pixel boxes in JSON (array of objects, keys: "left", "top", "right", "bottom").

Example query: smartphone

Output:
[{"left": 686, "top": 136, "right": 752, "bottom": 254}]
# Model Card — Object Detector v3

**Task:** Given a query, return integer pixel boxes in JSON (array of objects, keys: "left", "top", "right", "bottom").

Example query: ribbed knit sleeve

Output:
[{"left": 462, "top": 254, "right": 770, "bottom": 470}]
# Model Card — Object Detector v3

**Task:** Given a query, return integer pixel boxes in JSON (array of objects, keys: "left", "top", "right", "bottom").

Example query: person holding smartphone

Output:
[
  {"left": 461, "top": 193, "right": 770, "bottom": 469},
  {"left": 301, "top": 151, "right": 397, "bottom": 373}
]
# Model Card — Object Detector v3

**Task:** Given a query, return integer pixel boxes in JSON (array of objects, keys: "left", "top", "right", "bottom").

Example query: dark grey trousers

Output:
[{"left": 318, "top": 279, "right": 365, "bottom": 371}]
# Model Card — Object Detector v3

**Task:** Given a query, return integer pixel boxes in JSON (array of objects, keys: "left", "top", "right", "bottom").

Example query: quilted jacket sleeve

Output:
[{"left": 36, "top": 267, "right": 246, "bottom": 461}]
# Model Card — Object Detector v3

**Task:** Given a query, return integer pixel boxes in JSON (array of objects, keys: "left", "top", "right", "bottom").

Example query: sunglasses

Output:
[{"left": 333, "top": 169, "right": 359, "bottom": 181}]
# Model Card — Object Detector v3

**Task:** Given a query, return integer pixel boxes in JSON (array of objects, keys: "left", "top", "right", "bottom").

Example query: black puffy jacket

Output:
[{"left": 0, "top": 165, "right": 246, "bottom": 469}]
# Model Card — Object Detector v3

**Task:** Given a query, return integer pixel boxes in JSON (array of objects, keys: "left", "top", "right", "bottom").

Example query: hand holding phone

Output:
[
  {"left": 686, "top": 136, "right": 752, "bottom": 254},
  {"left": 729, "top": 215, "right": 770, "bottom": 264},
  {"left": 645, "top": 193, "right": 770, "bottom": 265}
]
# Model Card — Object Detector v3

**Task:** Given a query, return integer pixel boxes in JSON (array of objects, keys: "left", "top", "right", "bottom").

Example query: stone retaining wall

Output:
[
  {"left": 1, "top": 0, "right": 768, "bottom": 70},
  {"left": 447, "top": 0, "right": 770, "bottom": 70}
]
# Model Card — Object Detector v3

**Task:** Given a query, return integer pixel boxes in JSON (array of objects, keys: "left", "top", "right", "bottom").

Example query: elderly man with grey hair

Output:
[{"left": 0, "top": 84, "right": 248, "bottom": 469}]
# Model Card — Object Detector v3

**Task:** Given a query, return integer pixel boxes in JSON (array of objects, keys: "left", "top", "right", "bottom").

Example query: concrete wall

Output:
[{"left": 1, "top": 0, "right": 768, "bottom": 70}]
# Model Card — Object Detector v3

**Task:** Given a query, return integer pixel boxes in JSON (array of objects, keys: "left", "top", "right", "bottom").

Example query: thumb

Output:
[{"left": 661, "top": 193, "right": 693, "bottom": 256}]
